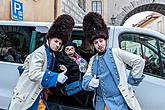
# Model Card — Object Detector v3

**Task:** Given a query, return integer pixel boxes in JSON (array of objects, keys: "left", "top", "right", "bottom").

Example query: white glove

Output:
[
  {"left": 88, "top": 75, "right": 99, "bottom": 88},
  {"left": 57, "top": 72, "right": 68, "bottom": 84},
  {"left": 57, "top": 65, "right": 68, "bottom": 84}
]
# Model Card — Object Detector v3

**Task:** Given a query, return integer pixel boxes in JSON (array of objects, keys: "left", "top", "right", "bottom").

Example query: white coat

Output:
[
  {"left": 9, "top": 45, "right": 58, "bottom": 110},
  {"left": 83, "top": 48, "right": 145, "bottom": 110}
]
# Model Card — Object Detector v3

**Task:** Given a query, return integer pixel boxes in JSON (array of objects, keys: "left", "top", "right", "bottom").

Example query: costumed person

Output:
[
  {"left": 57, "top": 41, "right": 88, "bottom": 83},
  {"left": 82, "top": 12, "right": 145, "bottom": 110},
  {"left": 8, "top": 14, "right": 75, "bottom": 110},
  {"left": 48, "top": 41, "right": 88, "bottom": 108}
]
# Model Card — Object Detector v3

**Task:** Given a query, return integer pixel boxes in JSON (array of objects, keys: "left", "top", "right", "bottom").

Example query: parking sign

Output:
[{"left": 11, "top": 0, "right": 23, "bottom": 21}]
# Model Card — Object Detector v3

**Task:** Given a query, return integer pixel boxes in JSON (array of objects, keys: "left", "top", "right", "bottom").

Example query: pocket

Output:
[
  {"left": 15, "top": 96, "right": 25, "bottom": 102},
  {"left": 13, "top": 92, "right": 27, "bottom": 103},
  {"left": 113, "top": 95, "right": 125, "bottom": 105},
  {"left": 95, "top": 95, "right": 103, "bottom": 102},
  {"left": 95, "top": 96, "right": 104, "bottom": 110}
]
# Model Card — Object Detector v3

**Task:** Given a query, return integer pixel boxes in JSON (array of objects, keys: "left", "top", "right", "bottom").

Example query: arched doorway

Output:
[{"left": 114, "top": 2, "right": 165, "bottom": 26}]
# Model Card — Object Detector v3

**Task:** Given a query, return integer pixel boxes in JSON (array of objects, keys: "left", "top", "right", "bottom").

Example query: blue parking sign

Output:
[{"left": 11, "top": 0, "right": 23, "bottom": 21}]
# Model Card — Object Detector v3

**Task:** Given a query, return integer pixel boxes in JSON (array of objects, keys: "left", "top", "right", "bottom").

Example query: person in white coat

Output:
[
  {"left": 82, "top": 12, "right": 145, "bottom": 110},
  {"left": 9, "top": 14, "right": 75, "bottom": 110}
]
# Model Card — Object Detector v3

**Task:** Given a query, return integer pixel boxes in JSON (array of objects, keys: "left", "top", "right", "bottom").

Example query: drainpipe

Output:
[{"left": 54, "top": 0, "right": 57, "bottom": 20}]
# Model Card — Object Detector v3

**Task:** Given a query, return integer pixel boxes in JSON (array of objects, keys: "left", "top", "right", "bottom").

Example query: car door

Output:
[
  {"left": 111, "top": 26, "right": 165, "bottom": 110},
  {"left": 0, "top": 24, "right": 47, "bottom": 109},
  {"left": 0, "top": 25, "right": 30, "bottom": 109}
]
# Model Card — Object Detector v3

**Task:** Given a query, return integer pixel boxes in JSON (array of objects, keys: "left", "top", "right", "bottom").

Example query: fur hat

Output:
[
  {"left": 46, "top": 14, "right": 75, "bottom": 44},
  {"left": 64, "top": 41, "right": 76, "bottom": 48},
  {"left": 83, "top": 12, "right": 108, "bottom": 43}
]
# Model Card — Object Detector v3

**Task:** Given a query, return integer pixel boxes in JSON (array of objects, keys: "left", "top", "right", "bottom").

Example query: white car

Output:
[
  {"left": 109, "top": 26, "right": 165, "bottom": 110},
  {"left": 72, "top": 25, "right": 165, "bottom": 110}
]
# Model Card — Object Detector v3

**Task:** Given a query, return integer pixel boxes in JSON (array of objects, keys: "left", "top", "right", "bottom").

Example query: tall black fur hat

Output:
[
  {"left": 47, "top": 14, "right": 75, "bottom": 44},
  {"left": 83, "top": 12, "right": 108, "bottom": 43}
]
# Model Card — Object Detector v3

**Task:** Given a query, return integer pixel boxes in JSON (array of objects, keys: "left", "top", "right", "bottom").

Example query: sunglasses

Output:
[{"left": 65, "top": 47, "right": 75, "bottom": 51}]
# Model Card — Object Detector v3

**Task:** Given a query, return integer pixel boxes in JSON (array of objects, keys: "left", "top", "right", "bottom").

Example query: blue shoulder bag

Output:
[{"left": 65, "top": 72, "right": 82, "bottom": 96}]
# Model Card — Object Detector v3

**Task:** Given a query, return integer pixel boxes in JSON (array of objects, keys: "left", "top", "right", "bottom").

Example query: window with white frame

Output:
[{"left": 92, "top": 1, "right": 102, "bottom": 14}]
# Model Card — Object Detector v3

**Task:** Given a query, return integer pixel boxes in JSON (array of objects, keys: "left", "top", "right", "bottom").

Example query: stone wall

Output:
[{"left": 61, "top": 0, "right": 86, "bottom": 24}]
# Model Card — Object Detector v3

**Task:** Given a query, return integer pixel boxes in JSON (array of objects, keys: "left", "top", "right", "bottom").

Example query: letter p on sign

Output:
[{"left": 11, "top": 0, "right": 23, "bottom": 21}]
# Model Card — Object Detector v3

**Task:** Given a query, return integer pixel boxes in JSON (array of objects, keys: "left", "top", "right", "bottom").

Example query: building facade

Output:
[
  {"left": 58, "top": 0, "right": 86, "bottom": 23},
  {"left": 133, "top": 12, "right": 164, "bottom": 34},
  {"left": 0, "top": 0, "right": 55, "bottom": 22},
  {"left": 0, "top": 0, "right": 86, "bottom": 23},
  {"left": 85, "top": 0, "right": 109, "bottom": 24}
]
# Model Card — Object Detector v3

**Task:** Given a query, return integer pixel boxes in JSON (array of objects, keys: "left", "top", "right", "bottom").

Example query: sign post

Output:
[{"left": 11, "top": 0, "right": 23, "bottom": 21}]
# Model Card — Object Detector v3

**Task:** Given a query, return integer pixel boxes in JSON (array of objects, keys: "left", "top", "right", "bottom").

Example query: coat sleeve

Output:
[
  {"left": 82, "top": 56, "right": 95, "bottom": 91},
  {"left": 41, "top": 69, "right": 58, "bottom": 88},
  {"left": 115, "top": 48, "right": 145, "bottom": 86},
  {"left": 28, "top": 50, "right": 58, "bottom": 88}
]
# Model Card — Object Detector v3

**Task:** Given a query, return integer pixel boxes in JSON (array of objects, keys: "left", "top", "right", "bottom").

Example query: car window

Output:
[
  {"left": 0, "top": 24, "right": 48, "bottom": 64},
  {"left": 119, "top": 33, "right": 165, "bottom": 77},
  {"left": 0, "top": 26, "right": 34, "bottom": 63},
  {"left": 34, "top": 32, "right": 46, "bottom": 50},
  {"left": 71, "top": 31, "right": 94, "bottom": 62},
  {"left": 72, "top": 40, "right": 82, "bottom": 46}
]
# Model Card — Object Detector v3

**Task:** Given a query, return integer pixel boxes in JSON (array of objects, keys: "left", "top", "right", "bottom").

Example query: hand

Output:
[
  {"left": 59, "top": 65, "right": 67, "bottom": 73},
  {"left": 88, "top": 75, "right": 99, "bottom": 88},
  {"left": 57, "top": 72, "right": 68, "bottom": 84}
]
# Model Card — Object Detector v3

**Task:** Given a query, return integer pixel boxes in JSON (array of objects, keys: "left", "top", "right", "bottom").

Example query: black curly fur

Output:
[
  {"left": 83, "top": 12, "right": 108, "bottom": 43},
  {"left": 47, "top": 14, "right": 75, "bottom": 44}
]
